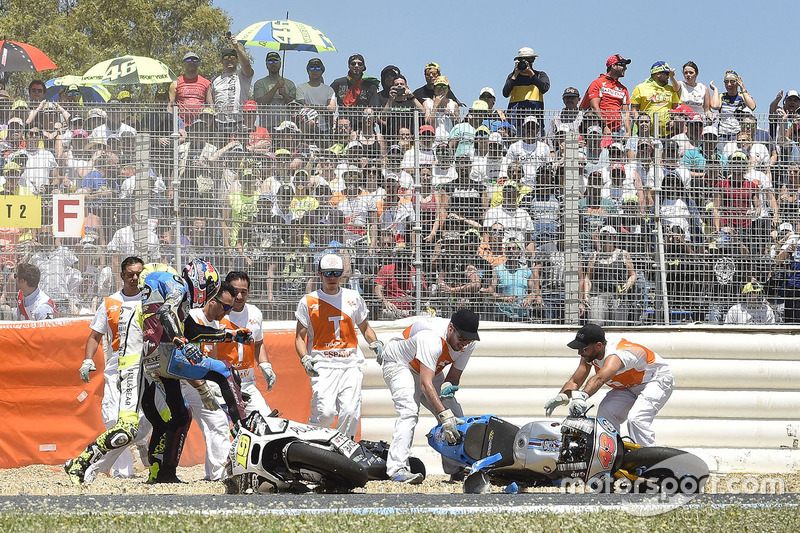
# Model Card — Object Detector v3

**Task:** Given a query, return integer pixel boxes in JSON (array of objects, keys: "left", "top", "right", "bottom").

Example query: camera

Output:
[
  {"left": 225, "top": 31, "right": 232, "bottom": 40},
  {"left": 517, "top": 59, "right": 530, "bottom": 71}
]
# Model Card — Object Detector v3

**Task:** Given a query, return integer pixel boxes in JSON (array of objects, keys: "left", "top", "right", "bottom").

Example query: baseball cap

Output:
[
  {"left": 742, "top": 282, "right": 763, "bottom": 295},
  {"left": 606, "top": 54, "right": 631, "bottom": 68},
  {"left": 67, "top": 84, "right": 80, "bottom": 92},
  {"left": 670, "top": 104, "right": 694, "bottom": 116},
  {"left": 117, "top": 90, "right": 131, "bottom": 102},
  {"left": 242, "top": 100, "right": 258, "bottom": 112},
  {"left": 275, "top": 120, "right": 300, "bottom": 133},
  {"left": 450, "top": 309, "right": 480, "bottom": 341},
  {"left": 11, "top": 99, "right": 28, "bottom": 110},
  {"left": 599, "top": 225, "right": 617, "bottom": 234},
  {"left": 702, "top": 125, "right": 719, "bottom": 137},
  {"left": 470, "top": 99, "right": 489, "bottom": 111},
  {"left": 488, "top": 132, "right": 503, "bottom": 144},
  {"left": 523, "top": 115, "right": 539, "bottom": 127},
  {"left": 650, "top": 61, "right": 671, "bottom": 74},
  {"left": 475, "top": 125, "right": 491, "bottom": 137},
  {"left": 586, "top": 125, "right": 603, "bottom": 135},
  {"left": 785, "top": 90, "right": 800, "bottom": 101},
  {"left": 318, "top": 253, "right": 344, "bottom": 273},
  {"left": 562, "top": 87, "right": 580, "bottom": 98},
  {"left": 515, "top": 46, "right": 539, "bottom": 59},
  {"left": 729, "top": 150, "right": 749, "bottom": 162},
  {"left": 307, "top": 57, "right": 324, "bottom": 69},
  {"left": 7, "top": 117, "right": 24, "bottom": 128},
  {"left": 87, "top": 108, "right": 107, "bottom": 119},
  {"left": 419, "top": 124, "right": 435, "bottom": 135},
  {"left": 266, "top": 51, "right": 281, "bottom": 61},
  {"left": 424, "top": 61, "right": 440, "bottom": 74},
  {"left": 779, "top": 222, "right": 794, "bottom": 233},
  {"left": 183, "top": 51, "right": 200, "bottom": 61},
  {"left": 688, "top": 113, "right": 704, "bottom": 123},
  {"left": 567, "top": 323, "right": 606, "bottom": 350},
  {"left": 220, "top": 48, "right": 237, "bottom": 58},
  {"left": 434, "top": 75, "right": 449, "bottom": 87},
  {"left": 274, "top": 148, "right": 292, "bottom": 157},
  {"left": 479, "top": 86, "right": 495, "bottom": 98}
]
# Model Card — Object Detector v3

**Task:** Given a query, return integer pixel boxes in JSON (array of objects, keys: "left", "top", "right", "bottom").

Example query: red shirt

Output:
[
  {"left": 176, "top": 74, "right": 211, "bottom": 125},
  {"left": 581, "top": 74, "right": 629, "bottom": 132},
  {"left": 715, "top": 178, "right": 758, "bottom": 228},
  {"left": 375, "top": 264, "right": 424, "bottom": 311}
]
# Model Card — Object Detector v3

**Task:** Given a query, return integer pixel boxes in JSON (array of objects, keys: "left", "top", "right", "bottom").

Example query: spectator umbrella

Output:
[
  {"left": 236, "top": 19, "right": 336, "bottom": 74},
  {"left": 45, "top": 75, "right": 111, "bottom": 103},
  {"left": 0, "top": 40, "right": 57, "bottom": 73},
  {"left": 81, "top": 55, "right": 177, "bottom": 85}
]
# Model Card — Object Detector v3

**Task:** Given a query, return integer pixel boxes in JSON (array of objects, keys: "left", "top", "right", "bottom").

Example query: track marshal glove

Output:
[
  {"left": 196, "top": 382, "right": 220, "bottom": 410},
  {"left": 439, "top": 408, "right": 464, "bottom": 445},
  {"left": 568, "top": 390, "right": 590, "bottom": 417},
  {"left": 544, "top": 393, "right": 569, "bottom": 417},
  {"left": 79, "top": 359, "right": 96, "bottom": 383},
  {"left": 259, "top": 361, "right": 277, "bottom": 391},
  {"left": 439, "top": 382, "right": 459, "bottom": 400},
  {"left": 301, "top": 355, "right": 319, "bottom": 377},
  {"left": 369, "top": 340, "right": 385, "bottom": 365}
]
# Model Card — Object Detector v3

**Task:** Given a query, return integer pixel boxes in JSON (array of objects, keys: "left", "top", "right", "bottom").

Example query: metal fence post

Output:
[{"left": 134, "top": 133, "right": 150, "bottom": 261}]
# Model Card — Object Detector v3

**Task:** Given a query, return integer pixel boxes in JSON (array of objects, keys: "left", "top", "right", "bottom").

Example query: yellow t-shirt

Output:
[{"left": 630, "top": 78, "right": 680, "bottom": 136}]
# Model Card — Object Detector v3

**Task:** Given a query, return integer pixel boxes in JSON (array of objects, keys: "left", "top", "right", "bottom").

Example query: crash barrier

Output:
[
  {"left": 1, "top": 317, "right": 797, "bottom": 468},
  {"left": 4, "top": 104, "right": 799, "bottom": 326}
]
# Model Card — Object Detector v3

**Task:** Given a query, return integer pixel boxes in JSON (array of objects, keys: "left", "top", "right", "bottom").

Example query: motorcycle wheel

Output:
[
  {"left": 285, "top": 442, "right": 369, "bottom": 490},
  {"left": 620, "top": 447, "right": 709, "bottom": 494}
]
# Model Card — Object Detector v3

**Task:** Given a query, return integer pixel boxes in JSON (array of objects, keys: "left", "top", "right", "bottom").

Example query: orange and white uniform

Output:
[
  {"left": 295, "top": 287, "right": 368, "bottom": 438},
  {"left": 381, "top": 317, "right": 473, "bottom": 478},
  {"left": 594, "top": 337, "right": 674, "bottom": 447},
  {"left": 185, "top": 308, "right": 234, "bottom": 481},
  {"left": 85, "top": 291, "right": 150, "bottom": 480},
  {"left": 204, "top": 303, "right": 270, "bottom": 417}
]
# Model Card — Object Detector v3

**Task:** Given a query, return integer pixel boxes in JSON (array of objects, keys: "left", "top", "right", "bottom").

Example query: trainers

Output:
[
  {"left": 64, "top": 457, "right": 87, "bottom": 486},
  {"left": 391, "top": 469, "right": 424, "bottom": 484}
]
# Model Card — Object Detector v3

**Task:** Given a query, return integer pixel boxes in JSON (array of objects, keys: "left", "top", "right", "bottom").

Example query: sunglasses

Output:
[
  {"left": 213, "top": 297, "right": 233, "bottom": 312},
  {"left": 30, "top": 88, "right": 44, "bottom": 93},
  {"left": 321, "top": 270, "right": 343, "bottom": 278},
  {"left": 435, "top": 84, "right": 448, "bottom": 88},
  {"left": 308, "top": 66, "right": 323, "bottom": 71},
  {"left": 66, "top": 91, "right": 80, "bottom": 97},
  {"left": 222, "top": 54, "right": 237, "bottom": 60},
  {"left": 185, "top": 58, "right": 199, "bottom": 63},
  {"left": 267, "top": 59, "right": 280, "bottom": 64}
]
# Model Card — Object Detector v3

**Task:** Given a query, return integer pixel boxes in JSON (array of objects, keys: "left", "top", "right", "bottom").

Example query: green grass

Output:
[{"left": 0, "top": 507, "right": 797, "bottom": 533}]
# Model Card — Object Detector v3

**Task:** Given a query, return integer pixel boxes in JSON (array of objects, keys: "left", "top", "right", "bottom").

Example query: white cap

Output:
[
  {"left": 488, "top": 132, "right": 504, "bottom": 144},
  {"left": 786, "top": 90, "right": 800, "bottom": 100},
  {"left": 515, "top": 46, "right": 539, "bottom": 59},
  {"left": 479, "top": 86, "right": 495, "bottom": 98},
  {"left": 599, "top": 225, "right": 617, "bottom": 234},
  {"left": 779, "top": 222, "right": 794, "bottom": 233},
  {"left": 319, "top": 253, "right": 344, "bottom": 272},
  {"left": 701, "top": 125, "right": 719, "bottom": 137}
]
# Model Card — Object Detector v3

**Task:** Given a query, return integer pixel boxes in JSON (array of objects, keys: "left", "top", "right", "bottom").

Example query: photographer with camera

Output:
[
  {"left": 502, "top": 46, "right": 550, "bottom": 134},
  {"left": 382, "top": 75, "right": 425, "bottom": 141}
]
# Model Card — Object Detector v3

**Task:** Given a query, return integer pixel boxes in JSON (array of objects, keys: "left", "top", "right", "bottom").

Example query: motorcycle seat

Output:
[{"left": 464, "top": 417, "right": 519, "bottom": 467}]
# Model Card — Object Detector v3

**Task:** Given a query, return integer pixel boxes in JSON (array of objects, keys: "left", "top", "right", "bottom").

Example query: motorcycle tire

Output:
[
  {"left": 285, "top": 441, "right": 369, "bottom": 490},
  {"left": 620, "top": 446, "right": 709, "bottom": 494}
]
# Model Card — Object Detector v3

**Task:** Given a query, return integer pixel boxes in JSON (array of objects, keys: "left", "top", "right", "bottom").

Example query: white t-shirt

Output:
[
  {"left": 483, "top": 205, "right": 533, "bottom": 242},
  {"left": 212, "top": 70, "right": 254, "bottom": 124},
  {"left": 678, "top": 81, "right": 707, "bottom": 116},
  {"left": 295, "top": 287, "right": 368, "bottom": 368},
  {"left": 20, "top": 148, "right": 57, "bottom": 194},
  {"left": 501, "top": 140, "right": 552, "bottom": 186},
  {"left": 383, "top": 317, "right": 474, "bottom": 375},
  {"left": 745, "top": 169, "right": 775, "bottom": 219}
]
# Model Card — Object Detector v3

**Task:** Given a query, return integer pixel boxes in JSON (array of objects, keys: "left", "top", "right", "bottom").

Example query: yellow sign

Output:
[{"left": 0, "top": 196, "right": 42, "bottom": 229}]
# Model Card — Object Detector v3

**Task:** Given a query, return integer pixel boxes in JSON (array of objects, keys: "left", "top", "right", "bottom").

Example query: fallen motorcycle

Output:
[
  {"left": 427, "top": 413, "right": 709, "bottom": 494},
  {"left": 226, "top": 410, "right": 424, "bottom": 493}
]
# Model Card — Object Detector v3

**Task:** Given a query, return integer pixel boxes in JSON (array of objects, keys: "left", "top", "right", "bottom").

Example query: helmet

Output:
[
  {"left": 182, "top": 258, "right": 220, "bottom": 308},
  {"left": 138, "top": 262, "right": 179, "bottom": 289}
]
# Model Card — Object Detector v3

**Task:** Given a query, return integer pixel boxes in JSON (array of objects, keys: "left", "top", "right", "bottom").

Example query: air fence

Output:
[{"left": 3, "top": 102, "right": 800, "bottom": 329}]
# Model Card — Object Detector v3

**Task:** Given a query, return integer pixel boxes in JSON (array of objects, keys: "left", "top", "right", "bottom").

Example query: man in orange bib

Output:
[
  {"left": 544, "top": 323, "right": 674, "bottom": 446},
  {"left": 294, "top": 253, "right": 382, "bottom": 439}
]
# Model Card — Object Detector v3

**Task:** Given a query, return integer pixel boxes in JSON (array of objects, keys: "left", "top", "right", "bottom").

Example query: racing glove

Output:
[
  {"left": 226, "top": 328, "right": 253, "bottom": 344},
  {"left": 439, "top": 409, "right": 464, "bottom": 445},
  {"left": 568, "top": 390, "right": 590, "bottom": 417},
  {"left": 301, "top": 355, "right": 319, "bottom": 377},
  {"left": 79, "top": 358, "right": 96, "bottom": 383},
  {"left": 369, "top": 340, "right": 385, "bottom": 365},
  {"left": 184, "top": 343, "right": 203, "bottom": 365},
  {"left": 195, "top": 382, "right": 220, "bottom": 411},
  {"left": 259, "top": 361, "right": 277, "bottom": 391},
  {"left": 439, "top": 382, "right": 459, "bottom": 400},
  {"left": 544, "top": 393, "right": 569, "bottom": 417}
]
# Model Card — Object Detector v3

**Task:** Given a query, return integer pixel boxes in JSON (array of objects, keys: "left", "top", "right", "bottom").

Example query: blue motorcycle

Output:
[{"left": 428, "top": 414, "right": 709, "bottom": 494}]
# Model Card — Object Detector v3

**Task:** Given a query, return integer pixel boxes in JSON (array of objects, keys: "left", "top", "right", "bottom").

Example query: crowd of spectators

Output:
[{"left": 2, "top": 45, "right": 800, "bottom": 326}]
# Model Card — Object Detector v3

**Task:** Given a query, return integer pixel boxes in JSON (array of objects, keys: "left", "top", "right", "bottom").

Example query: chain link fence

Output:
[{"left": 1, "top": 101, "right": 796, "bottom": 325}]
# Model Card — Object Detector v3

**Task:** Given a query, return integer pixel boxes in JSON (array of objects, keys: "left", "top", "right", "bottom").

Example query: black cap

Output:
[
  {"left": 307, "top": 57, "right": 324, "bottom": 68},
  {"left": 220, "top": 48, "right": 237, "bottom": 58},
  {"left": 567, "top": 324, "right": 606, "bottom": 350},
  {"left": 450, "top": 309, "right": 480, "bottom": 341},
  {"left": 266, "top": 51, "right": 281, "bottom": 61}
]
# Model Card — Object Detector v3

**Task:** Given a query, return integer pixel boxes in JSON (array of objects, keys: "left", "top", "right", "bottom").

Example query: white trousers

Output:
[
  {"left": 596, "top": 374, "right": 674, "bottom": 447},
  {"left": 382, "top": 360, "right": 463, "bottom": 477},
  {"left": 308, "top": 365, "right": 363, "bottom": 439},
  {"left": 242, "top": 379, "right": 271, "bottom": 417},
  {"left": 180, "top": 380, "right": 231, "bottom": 481}
]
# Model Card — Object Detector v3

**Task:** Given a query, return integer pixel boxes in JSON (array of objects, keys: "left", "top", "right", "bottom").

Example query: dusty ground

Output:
[{"left": 0, "top": 464, "right": 797, "bottom": 496}]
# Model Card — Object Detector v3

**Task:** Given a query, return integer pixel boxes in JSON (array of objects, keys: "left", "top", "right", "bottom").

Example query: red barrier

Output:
[{"left": 0, "top": 320, "right": 310, "bottom": 469}]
